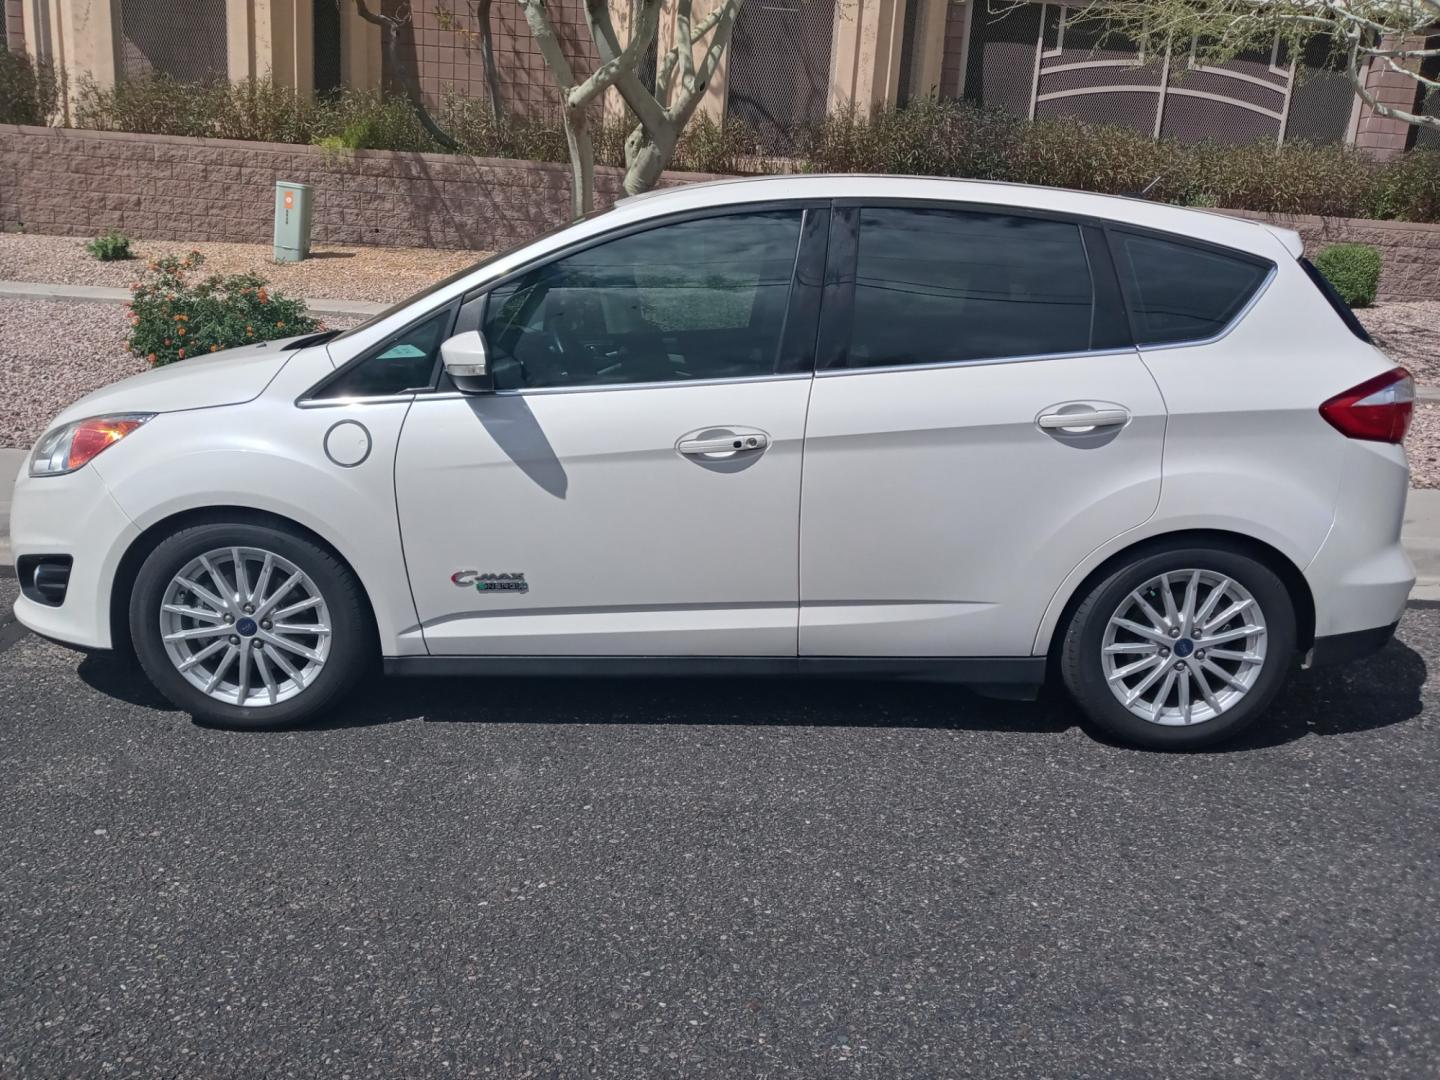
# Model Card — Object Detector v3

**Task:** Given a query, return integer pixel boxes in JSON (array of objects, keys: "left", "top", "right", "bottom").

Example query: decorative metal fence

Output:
[
  {"left": 960, "top": 0, "right": 1358, "bottom": 146},
  {"left": 116, "top": 0, "right": 228, "bottom": 83},
  {"left": 726, "top": 0, "right": 836, "bottom": 154}
]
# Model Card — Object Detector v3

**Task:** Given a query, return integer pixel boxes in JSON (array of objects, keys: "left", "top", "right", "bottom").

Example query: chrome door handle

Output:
[
  {"left": 678, "top": 433, "right": 768, "bottom": 455},
  {"left": 1037, "top": 408, "right": 1129, "bottom": 430}
]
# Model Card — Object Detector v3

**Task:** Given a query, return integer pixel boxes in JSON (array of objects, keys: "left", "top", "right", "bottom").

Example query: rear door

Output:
[{"left": 798, "top": 203, "right": 1168, "bottom": 657}]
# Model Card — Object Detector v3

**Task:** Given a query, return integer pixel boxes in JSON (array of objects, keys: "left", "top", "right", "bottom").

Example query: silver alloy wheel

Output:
[
  {"left": 1101, "top": 569, "right": 1268, "bottom": 727},
  {"left": 158, "top": 546, "right": 331, "bottom": 708}
]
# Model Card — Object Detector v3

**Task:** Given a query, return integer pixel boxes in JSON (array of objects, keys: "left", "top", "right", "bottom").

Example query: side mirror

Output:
[{"left": 440, "top": 330, "right": 494, "bottom": 394}]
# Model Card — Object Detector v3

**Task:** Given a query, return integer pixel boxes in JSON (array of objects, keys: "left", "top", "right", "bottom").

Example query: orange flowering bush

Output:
[{"left": 126, "top": 252, "right": 317, "bottom": 367}]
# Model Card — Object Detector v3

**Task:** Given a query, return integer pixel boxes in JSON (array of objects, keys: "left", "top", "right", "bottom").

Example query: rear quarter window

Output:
[
  {"left": 1299, "top": 257, "right": 1373, "bottom": 343},
  {"left": 1110, "top": 230, "right": 1272, "bottom": 346}
]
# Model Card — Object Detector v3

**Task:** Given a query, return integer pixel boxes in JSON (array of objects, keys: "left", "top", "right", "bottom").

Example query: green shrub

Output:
[
  {"left": 0, "top": 48, "right": 60, "bottom": 126},
  {"left": 1312, "top": 243, "right": 1382, "bottom": 308},
  {"left": 798, "top": 100, "right": 1022, "bottom": 180},
  {"left": 126, "top": 252, "right": 318, "bottom": 367},
  {"left": 797, "top": 100, "right": 1440, "bottom": 222},
  {"left": 1371, "top": 147, "right": 1440, "bottom": 222},
  {"left": 671, "top": 113, "right": 766, "bottom": 174},
  {"left": 85, "top": 229, "right": 133, "bottom": 261}
]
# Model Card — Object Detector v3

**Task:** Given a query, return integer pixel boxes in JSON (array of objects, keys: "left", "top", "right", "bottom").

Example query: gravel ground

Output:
[
  {"left": 1359, "top": 301, "right": 1440, "bottom": 386},
  {"left": 0, "top": 299, "right": 143, "bottom": 449},
  {"left": 1356, "top": 305, "right": 1440, "bottom": 490},
  {"left": 0, "top": 234, "right": 489, "bottom": 304},
  {"left": 1407, "top": 403, "right": 1440, "bottom": 490},
  {"left": 0, "top": 299, "right": 363, "bottom": 450}
]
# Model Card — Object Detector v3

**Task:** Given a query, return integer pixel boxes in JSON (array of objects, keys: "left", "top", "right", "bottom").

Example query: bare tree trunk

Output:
[
  {"left": 473, "top": 0, "right": 506, "bottom": 123},
  {"left": 352, "top": 0, "right": 463, "bottom": 151},
  {"left": 623, "top": 134, "right": 671, "bottom": 196},
  {"left": 564, "top": 107, "right": 596, "bottom": 217}
]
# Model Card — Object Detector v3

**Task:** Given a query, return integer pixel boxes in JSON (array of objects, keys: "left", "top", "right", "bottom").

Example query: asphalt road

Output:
[{"left": 2, "top": 584, "right": 1438, "bottom": 1079}]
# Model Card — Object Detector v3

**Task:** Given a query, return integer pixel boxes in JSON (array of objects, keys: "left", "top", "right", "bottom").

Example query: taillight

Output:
[{"left": 1319, "top": 367, "right": 1414, "bottom": 444}]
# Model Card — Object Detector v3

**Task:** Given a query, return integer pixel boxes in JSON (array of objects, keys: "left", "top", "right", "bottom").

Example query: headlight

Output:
[{"left": 30, "top": 413, "right": 155, "bottom": 477}]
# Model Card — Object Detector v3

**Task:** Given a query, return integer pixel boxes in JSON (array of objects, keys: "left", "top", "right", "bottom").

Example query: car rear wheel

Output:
[
  {"left": 130, "top": 521, "right": 371, "bottom": 729},
  {"left": 1061, "top": 544, "right": 1297, "bottom": 750}
]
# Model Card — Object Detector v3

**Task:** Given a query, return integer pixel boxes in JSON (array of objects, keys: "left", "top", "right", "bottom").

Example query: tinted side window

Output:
[
  {"left": 482, "top": 210, "right": 803, "bottom": 390},
  {"left": 320, "top": 308, "right": 450, "bottom": 398},
  {"left": 843, "top": 208, "right": 1096, "bottom": 368},
  {"left": 1112, "top": 232, "right": 1270, "bottom": 346}
]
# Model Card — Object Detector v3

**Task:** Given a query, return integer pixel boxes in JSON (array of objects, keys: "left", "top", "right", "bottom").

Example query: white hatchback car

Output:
[{"left": 10, "top": 176, "right": 1414, "bottom": 749}]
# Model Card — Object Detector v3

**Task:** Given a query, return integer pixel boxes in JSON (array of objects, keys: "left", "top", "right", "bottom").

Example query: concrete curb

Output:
[{"left": 0, "top": 279, "right": 385, "bottom": 318}]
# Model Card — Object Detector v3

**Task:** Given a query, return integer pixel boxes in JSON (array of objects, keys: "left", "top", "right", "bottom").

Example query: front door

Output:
[
  {"left": 799, "top": 204, "right": 1167, "bottom": 657},
  {"left": 396, "top": 207, "right": 825, "bottom": 656}
]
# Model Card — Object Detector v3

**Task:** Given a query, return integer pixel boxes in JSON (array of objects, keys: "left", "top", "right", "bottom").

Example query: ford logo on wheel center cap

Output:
[
  {"left": 236, "top": 617, "right": 259, "bottom": 637},
  {"left": 1174, "top": 638, "right": 1195, "bottom": 658}
]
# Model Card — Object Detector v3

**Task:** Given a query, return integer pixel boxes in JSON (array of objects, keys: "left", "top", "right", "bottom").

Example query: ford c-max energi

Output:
[{"left": 9, "top": 175, "right": 1414, "bottom": 749}]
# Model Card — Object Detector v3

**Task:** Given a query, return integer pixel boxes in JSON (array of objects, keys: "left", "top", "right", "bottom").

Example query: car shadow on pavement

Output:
[
  {"left": 323, "top": 677, "right": 1083, "bottom": 736},
  {"left": 75, "top": 638, "right": 1427, "bottom": 749},
  {"left": 1224, "top": 638, "right": 1428, "bottom": 751}
]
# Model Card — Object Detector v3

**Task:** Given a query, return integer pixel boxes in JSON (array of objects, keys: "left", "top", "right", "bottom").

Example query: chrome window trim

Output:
[
  {"left": 814, "top": 346, "right": 1141, "bottom": 379},
  {"left": 298, "top": 370, "right": 814, "bottom": 406},
  {"left": 296, "top": 392, "right": 419, "bottom": 409},
  {"left": 422, "top": 371, "right": 816, "bottom": 400}
]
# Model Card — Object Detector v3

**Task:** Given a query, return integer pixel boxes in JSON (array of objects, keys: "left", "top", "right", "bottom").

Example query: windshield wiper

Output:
[{"left": 284, "top": 329, "right": 342, "bottom": 350}]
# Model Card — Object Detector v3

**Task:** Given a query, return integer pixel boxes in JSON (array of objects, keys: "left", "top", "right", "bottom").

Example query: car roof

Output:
[{"left": 603, "top": 173, "right": 1301, "bottom": 260}]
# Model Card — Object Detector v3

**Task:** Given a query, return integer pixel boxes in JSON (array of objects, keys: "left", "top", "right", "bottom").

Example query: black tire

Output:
[
  {"left": 1060, "top": 543, "right": 1297, "bottom": 750},
  {"left": 129, "top": 521, "right": 372, "bottom": 729}
]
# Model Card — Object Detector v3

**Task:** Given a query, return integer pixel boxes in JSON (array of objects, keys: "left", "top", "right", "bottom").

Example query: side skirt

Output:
[{"left": 382, "top": 655, "right": 1046, "bottom": 700}]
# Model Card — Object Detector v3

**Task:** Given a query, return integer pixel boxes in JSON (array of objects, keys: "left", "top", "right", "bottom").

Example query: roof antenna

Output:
[{"left": 1129, "top": 174, "right": 1163, "bottom": 200}]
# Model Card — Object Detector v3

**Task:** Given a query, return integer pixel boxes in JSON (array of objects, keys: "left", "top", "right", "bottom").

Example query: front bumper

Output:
[{"left": 9, "top": 461, "right": 139, "bottom": 650}]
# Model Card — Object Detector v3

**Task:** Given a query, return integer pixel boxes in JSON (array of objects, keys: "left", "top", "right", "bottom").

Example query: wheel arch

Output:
[
  {"left": 108, "top": 505, "right": 382, "bottom": 657},
  {"left": 1039, "top": 529, "right": 1316, "bottom": 663}
]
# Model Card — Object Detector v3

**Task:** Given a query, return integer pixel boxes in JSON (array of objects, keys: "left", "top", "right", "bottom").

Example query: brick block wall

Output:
[
  {"left": 1221, "top": 209, "right": 1440, "bottom": 301},
  {"left": 0, "top": 125, "right": 721, "bottom": 252}
]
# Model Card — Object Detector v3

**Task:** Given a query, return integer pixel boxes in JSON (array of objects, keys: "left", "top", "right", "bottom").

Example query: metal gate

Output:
[
  {"left": 959, "top": 0, "right": 1358, "bottom": 146},
  {"left": 726, "top": 0, "right": 836, "bottom": 154}
]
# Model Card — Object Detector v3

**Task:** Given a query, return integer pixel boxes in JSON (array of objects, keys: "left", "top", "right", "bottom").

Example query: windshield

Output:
[
  {"left": 332, "top": 255, "right": 501, "bottom": 341},
  {"left": 332, "top": 210, "right": 615, "bottom": 342}
]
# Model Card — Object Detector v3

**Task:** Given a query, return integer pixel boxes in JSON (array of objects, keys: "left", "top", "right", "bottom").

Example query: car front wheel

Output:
[
  {"left": 1061, "top": 544, "right": 1297, "bottom": 750},
  {"left": 129, "top": 521, "right": 371, "bottom": 729}
]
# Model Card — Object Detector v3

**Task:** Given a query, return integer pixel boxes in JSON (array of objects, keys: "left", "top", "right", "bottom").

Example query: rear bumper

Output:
[
  {"left": 1308, "top": 620, "right": 1398, "bottom": 668},
  {"left": 1304, "top": 443, "right": 1412, "bottom": 641}
]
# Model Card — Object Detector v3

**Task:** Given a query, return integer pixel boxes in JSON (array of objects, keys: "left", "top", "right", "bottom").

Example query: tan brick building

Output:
[{"left": 7, "top": 0, "right": 1435, "bottom": 159}]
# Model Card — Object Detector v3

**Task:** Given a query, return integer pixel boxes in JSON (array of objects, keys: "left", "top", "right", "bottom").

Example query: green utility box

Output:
[{"left": 273, "top": 180, "right": 313, "bottom": 263}]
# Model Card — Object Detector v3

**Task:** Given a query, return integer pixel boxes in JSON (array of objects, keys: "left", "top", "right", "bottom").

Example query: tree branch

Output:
[
  {"left": 574, "top": 0, "right": 666, "bottom": 112},
  {"left": 351, "top": 0, "right": 461, "bottom": 150},
  {"left": 517, "top": 0, "right": 580, "bottom": 93}
]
